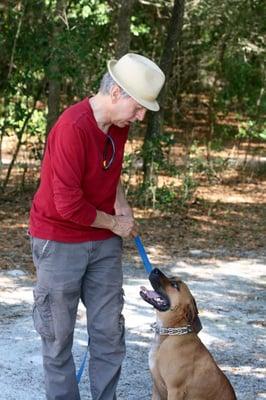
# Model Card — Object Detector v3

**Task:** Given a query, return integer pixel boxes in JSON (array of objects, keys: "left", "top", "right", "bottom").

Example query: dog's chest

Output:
[
  {"left": 149, "top": 333, "right": 160, "bottom": 371},
  {"left": 149, "top": 319, "right": 163, "bottom": 371}
]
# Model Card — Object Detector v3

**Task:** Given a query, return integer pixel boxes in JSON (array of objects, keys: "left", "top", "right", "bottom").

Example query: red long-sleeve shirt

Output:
[{"left": 29, "top": 98, "right": 129, "bottom": 242}]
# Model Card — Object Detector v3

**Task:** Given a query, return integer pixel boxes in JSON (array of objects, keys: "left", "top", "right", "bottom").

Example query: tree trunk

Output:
[
  {"left": 2, "top": 86, "right": 42, "bottom": 191},
  {"left": 0, "top": 1, "right": 27, "bottom": 167},
  {"left": 115, "top": 0, "right": 136, "bottom": 59},
  {"left": 46, "top": 0, "right": 68, "bottom": 135},
  {"left": 143, "top": 0, "right": 185, "bottom": 185}
]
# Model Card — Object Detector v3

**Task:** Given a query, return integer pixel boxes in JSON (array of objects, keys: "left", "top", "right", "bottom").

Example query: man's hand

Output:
[
  {"left": 91, "top": 210, "right": 138, "bottom": 238},
  {"left": 113, "top": 179, "right": 139, "bottom": 237},
  {"left": 91, "top": 180, "right": 139, "bottom": 237},
  {"left": 111, "top": 215, "right": 136, "bottom": 238}
]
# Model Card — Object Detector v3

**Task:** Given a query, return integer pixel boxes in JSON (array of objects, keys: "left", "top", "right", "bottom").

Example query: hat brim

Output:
[{"left": 107, "top": 59, "right": 160, "bottom": 112}]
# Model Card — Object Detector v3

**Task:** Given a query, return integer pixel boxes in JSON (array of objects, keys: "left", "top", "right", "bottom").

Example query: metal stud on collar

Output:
[{"left": 151, "top": 322, "right": 193, "bottom": 336}]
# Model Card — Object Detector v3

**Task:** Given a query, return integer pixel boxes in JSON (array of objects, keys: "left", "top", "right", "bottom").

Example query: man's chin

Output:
[{"left": 117, "top": 122, "right": 130, "bottom": 128}]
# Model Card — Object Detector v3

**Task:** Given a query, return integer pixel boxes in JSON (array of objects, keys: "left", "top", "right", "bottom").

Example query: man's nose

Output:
[{"left": 137, "top": 108, "right": 147, "bottom": 121}]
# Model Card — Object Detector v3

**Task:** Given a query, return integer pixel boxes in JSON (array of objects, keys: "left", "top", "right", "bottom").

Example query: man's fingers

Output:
[
  {"left": 111, "top": 215, "right": 135, "bottom": 237},
  {"left": 130, "top": 222, "right": 139, "bottom": 238}
]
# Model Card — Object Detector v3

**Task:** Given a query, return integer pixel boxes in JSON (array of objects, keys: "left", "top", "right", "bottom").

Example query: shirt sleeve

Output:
[{"left": 49, "top": 122, "right": 97, "bottom": 226}]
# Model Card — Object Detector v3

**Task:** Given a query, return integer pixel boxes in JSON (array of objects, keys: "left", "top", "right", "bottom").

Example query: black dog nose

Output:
[{"left": 149, "top": 268, "right": 159, "bottom": 280}]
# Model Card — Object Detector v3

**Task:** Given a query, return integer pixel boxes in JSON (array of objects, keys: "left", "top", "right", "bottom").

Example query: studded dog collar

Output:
[{"left": 152, "top": 322, "right": 193, "bottom": 336}]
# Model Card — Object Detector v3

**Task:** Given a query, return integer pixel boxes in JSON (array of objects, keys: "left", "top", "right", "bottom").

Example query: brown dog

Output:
[{"left": 140, "top": 268, "right": 237, "bottom": 400}]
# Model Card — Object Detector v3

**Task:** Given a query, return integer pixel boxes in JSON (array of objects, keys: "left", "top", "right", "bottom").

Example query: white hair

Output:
[{"left": 99, "top": 72, "right": 130, "bottom": 97}]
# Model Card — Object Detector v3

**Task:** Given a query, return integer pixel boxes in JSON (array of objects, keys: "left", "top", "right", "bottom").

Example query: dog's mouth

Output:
[
  {"left": 140, "top": 268, "right": 173, "bottom": 311},
  {"left": 140, "top": 286, "right": 170, "bottom": 311}
]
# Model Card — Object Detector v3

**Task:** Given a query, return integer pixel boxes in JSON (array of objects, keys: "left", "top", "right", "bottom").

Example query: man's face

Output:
[{"left": 111, "top": 87, "right": 147, "bottom": 128}]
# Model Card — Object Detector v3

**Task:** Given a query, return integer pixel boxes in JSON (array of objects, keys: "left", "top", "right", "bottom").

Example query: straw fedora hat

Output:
[{"left": 107, "top": 53, "right": 165, "bottom": 112}]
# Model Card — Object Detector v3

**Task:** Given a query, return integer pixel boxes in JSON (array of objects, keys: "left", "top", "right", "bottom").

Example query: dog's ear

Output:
[
  {"left": 191, "top": 296, "right": 202, "bottom": 333},
  {"left": 184, "top": 296, "right": 198, "bottom": 323},
  {"left": 192, "top": 296, "right": 199, "bottom": 315},
  {"left": 184, "top": 303, "right": 196, "bottom": 323}
]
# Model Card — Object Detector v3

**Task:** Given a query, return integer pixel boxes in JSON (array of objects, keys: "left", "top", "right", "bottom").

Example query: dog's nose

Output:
[
  {"left": 153, "top": 268, "right": 160, "bottom": 274},
  {"left": 149, "top": 268, "right": 160, "bottom": 279}
]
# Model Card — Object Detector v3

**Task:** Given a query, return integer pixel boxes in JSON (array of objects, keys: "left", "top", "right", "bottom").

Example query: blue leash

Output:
[
  {"left": 134, "top": 235, "right": 153, "bottom": 274},
  {"left": 76, "top": 345, "right": 89, "bottom": 384},
  {"left": 76, "top": 235, "right": 152, "bottom": 383}
]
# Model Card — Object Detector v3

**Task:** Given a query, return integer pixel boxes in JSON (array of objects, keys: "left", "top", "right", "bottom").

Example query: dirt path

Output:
[{"left": 0, "top": 249, "right": 265, "bottom": 400}]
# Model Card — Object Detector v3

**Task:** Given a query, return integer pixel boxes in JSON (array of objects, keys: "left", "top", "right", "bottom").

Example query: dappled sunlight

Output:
[
  {"left": 123, "top": 276, "right": 148, "bottom": 286},
  {"left": 0, "top": 162, "right": 265, "bottom": 400},
  {"left": 199, "top": 331, "right": 226, "bottom": 346},
  {"left": 127, "top": 330, "right": 153, "bottom": 341},
  {"left": 0, "top": 254, "right": 265, "bottom": 399},
  {"left": 1, "top": 222, "right": 28, "bottom": 229},
  {"left": 224, "top": 365, "right": 265, "bottom": 379},
  {"left": 200, "top": 309, "right": 222, "bottom": 320},
  {"left": 0, "top": 0, "right": 264, "bottom": 397},
  {"left": 198, "top": 182, "right": 266, "bottom": 204},
  {"left": 0, "top": 274, "right": 33, "bottom": 303},
  {"left": 126, "top": 339, "right": 150, "bottom": 348}
]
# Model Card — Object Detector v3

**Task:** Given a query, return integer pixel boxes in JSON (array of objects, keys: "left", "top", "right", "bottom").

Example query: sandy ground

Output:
[{"left": 0, "top": 248, "right": 265, "bottom": 400}]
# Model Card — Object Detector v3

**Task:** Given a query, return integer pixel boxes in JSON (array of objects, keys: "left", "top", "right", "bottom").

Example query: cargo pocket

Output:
[{"left": 33, "top": 287, "right": 55, "bottom": 340}]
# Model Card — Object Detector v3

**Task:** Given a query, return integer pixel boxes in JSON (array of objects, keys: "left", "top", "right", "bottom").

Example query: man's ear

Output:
[{"left": 110, "top": 84, "right": 122, "bottom": 103}]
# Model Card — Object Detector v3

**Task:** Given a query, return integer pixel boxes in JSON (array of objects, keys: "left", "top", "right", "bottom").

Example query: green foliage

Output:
[
  {"left": 127, "top": 182, "right": 178, "bottom": 211},
  {"left": 178, "top": 0, "right": 265, "bottom": 121},
  {"left": 1, "top": 0, "right": 265, "bottom": 194},
  {"left": 219, "top": 53, "right": 265, "bottom": 113},
  {"left": 156, "top": 185, "right": 177, "bottom": 207},
  {"left": 178, "top": 172, "right": 198, "bottom": 206},
  {"left": 129, "top": 1, "right": 168, "bottom": 57},
  {"left": 237, "top": 119, "right": 266, "bottom": 141},
  {"left": 131, "top": 16, "right": 151, "bottom": 36},
  {"left": 213, "top": 124, "right": 239, "bottom": 141},
  {"left": 127, "top": 168, "right": 199, "bottom": 211},
  {"left": 142, "top": 132, "right": 179, "bottom": 175}
]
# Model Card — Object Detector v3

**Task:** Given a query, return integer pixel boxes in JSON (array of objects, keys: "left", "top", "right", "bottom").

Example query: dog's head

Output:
[{"left": 140, "top": 268, "right": 199, "bottom": 326}]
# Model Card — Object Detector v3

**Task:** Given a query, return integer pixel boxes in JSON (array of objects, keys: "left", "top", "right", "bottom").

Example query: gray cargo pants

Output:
[{"left": 31, "top": 236, "right": 125, "bottom": 400}]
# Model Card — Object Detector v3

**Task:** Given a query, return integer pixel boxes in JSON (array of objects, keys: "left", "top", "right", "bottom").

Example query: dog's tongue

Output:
[
  {"left": 140, "top": 286, "right": 158, "bottom": 299},
  {"left": 140, "top": 285, "right": 169, "bottom": 310}
]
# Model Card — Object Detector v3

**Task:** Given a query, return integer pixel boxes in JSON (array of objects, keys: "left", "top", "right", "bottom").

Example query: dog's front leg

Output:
[
  {"left": 151, "top": 383, "right": 162, "bottom": 400},
  {"left": 167, "top": 388, "right": 186, "bottom": 400}
]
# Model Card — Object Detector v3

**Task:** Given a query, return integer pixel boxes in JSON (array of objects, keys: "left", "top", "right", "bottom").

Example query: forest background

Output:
[
  {"left": 0, "top": 1, "right": 265, "bottom": 399},
  {"left": 0, "top": 0, "right": 265, "bottom": 268}
]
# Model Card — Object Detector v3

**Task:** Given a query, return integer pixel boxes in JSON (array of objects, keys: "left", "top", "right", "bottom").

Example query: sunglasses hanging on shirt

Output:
[{"left": 102, "top": 134, "right": 115, "bottom": 170}]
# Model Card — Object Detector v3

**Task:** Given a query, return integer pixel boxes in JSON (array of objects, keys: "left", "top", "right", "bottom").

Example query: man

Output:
[{"left": 29, "top": 53, "right": 165, "bottom": 400}]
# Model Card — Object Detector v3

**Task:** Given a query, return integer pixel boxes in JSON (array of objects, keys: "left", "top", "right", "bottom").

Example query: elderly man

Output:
[{"left": 29, "top": 53, "right": 165, "bottom": 400}]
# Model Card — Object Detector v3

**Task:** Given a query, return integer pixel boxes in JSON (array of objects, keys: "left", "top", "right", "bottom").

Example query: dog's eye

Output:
[{"left": 171, "top": 282, "right": 180, "bottom": 290}]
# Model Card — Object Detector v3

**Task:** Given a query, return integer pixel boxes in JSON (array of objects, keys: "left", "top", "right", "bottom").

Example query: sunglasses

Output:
[{"left": 102, "top": 134, "right": 115, "bottom": 170}]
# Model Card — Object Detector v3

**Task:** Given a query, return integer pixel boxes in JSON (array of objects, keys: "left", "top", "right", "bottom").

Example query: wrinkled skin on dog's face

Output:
[{"left": 140, "top": 268, "right": 198, "bottom": 325}]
